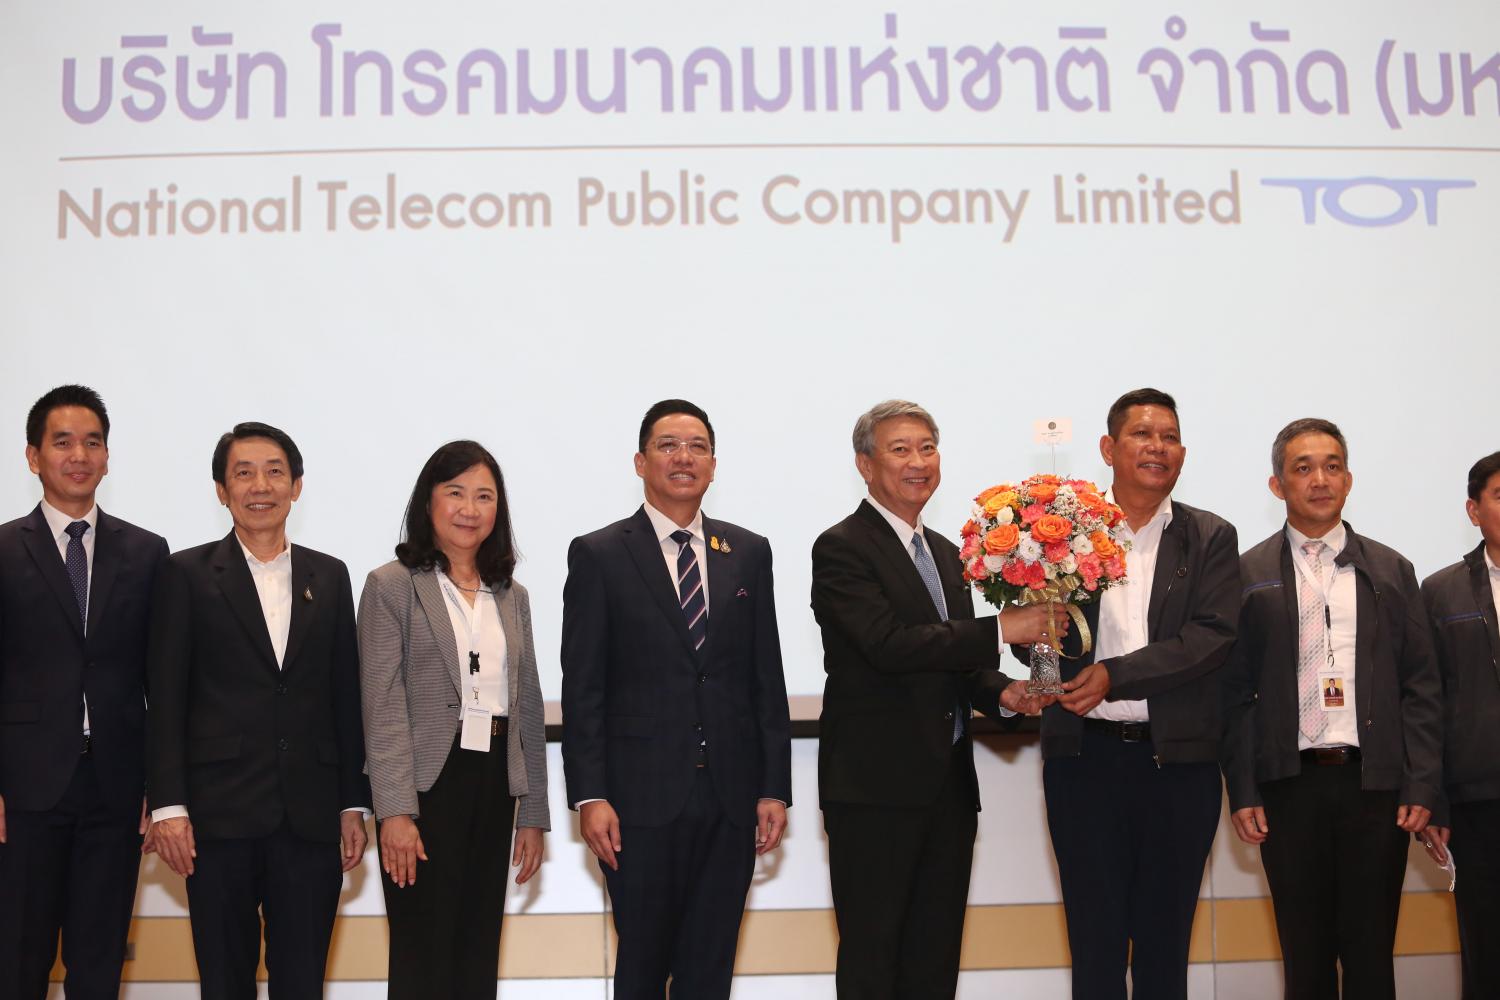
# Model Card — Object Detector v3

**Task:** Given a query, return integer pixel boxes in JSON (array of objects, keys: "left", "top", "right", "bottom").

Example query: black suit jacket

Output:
[
  {"left": 0, "top": 505, "right": 167, "bottom": 813},
  {"left": 146, "top": 532, "right": 370, "bottom": 843},
  {"left": 1021, "top": 500, "right": 1240, "bottom": 763},
  {"left": 813, "top": 501, "right": 1015, "bottom": 810},
  {"left": 1423, "top": 542, "right": 1500, "bottom": 806},
  {"left": 1221, "top": 524, "right": 1443, "bottom": 812},
  {"left": 561, "top": 507, "right": 792, "bottom": 828}
]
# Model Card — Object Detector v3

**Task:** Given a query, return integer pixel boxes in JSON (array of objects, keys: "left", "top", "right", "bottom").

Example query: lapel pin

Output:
[
  {"left": 303, "top": 586, "right": 314, "bottom": 602},
  {"left": 710, "top": 536, "right": 721, "bottom": 551},
  {"left": 719, "top": 537, "right": 731, "bottom": 554}
]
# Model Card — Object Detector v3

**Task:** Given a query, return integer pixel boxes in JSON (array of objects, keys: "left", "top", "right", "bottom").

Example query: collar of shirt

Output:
[
  {"left": 237, "top": 535, "right": 292, "bottom": 572},
  {"left": 1103, "top": 489, "right": 1173, "bottom": 544},
  {"left": 643, "top": 501, "right": 704, "bottom": 545},
  {"left": 1285, "top": 520, "right": 1348, "bottom": 559},
  {"left": 1485, "top": 547, "right": 1499, "bottom": 579},
  {"left": 40, "top": 497, "right": 97, "bottom": 543},
  {"left": 865, "top": 494, "right": 924, "bottom": 553}
]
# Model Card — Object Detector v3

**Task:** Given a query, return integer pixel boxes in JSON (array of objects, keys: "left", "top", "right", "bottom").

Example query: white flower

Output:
[
  {"left": 972, "top": 504, "right": 985, "bottom": 521},
  {"left": 996, "top": 506, "right": 1014, "bottom": 525},
  {"left": 983, "top": 554, "right": 1006, "bottom": 573},
  {"left": 1059, "top": 555, "right": 1078, "bottom": 575},
  {"left": 1071, "top": 534, "right": 1094, "bottom": 555},
  {"left": 1017, "top": 536, "right": 1042, "bottom": 562},
  {"left": 1044, "top": 562, "right": 1059, "bottom": 580}
]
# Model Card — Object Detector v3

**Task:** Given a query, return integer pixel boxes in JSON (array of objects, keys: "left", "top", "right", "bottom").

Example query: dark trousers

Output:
[
  {"left": 603, "top": 766, "right": 754, "bottom": 1000},
  {"left": 1258, "top": 762, "right": 1407, "bottom": 1000},
  {"left": 1448, "top": 797, "right": 1500, "bottom": 1000},
  {"left": 823, "top": 745, "right": 977, "bottom": 1000},
  {"left": 0, "top": 754, "right": 141, "bottom": 1000},
  {"left": 185, "top": 819, "right": 342, "bottom": 1000},
  {"left": 381, "top": 729, "right": 516, "bottom": 1000},
  {"left": 1043, "top": 729, "right": 1222, "bottom": 1000}
]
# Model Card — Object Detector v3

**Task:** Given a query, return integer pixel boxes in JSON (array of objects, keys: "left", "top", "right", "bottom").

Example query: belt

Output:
[
  {"left": 1301, "top": 745, "right": 1359, "bottom": 765},
  {"left": 1083, "top": 718, "right": 1152, "bottom": 743}
]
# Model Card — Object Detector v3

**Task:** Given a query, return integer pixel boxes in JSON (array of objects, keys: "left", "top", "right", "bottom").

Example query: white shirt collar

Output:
[
  {"left": 866, "top": 493, "right": 924, "bottom": 549},
  {"left": 40, "top": 498, "right": 97, "bottom": 540},
  {"left": 236, "top": 534, "right": 292, "bottom": 569},
  {"left": 1286, "top": 520, "right": 1347, "bottom": 557},
  {"left": 643, "top": 501, "right": 704, "bottom": 544},
  {"left": 1103, "top": 489, "right": 1173, "bottom": 536},
  {"left": 1485, "top": 547, "right": 1499, "bottom": 578}
]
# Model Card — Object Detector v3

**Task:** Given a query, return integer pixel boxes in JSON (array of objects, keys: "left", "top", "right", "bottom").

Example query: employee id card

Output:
[
  {"left": 461, "top": 703, "right": 493, "bottom": 752},
  {"left": 1317, "top": 669, "right": 1350, "bottom": 712}
]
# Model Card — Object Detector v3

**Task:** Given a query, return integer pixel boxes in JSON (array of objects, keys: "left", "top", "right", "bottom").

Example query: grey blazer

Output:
[{"left": 357, "top": 560, "right": 550, "bottom": 830}]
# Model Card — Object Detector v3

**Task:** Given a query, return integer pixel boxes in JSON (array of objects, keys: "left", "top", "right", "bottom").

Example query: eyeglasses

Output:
[{"left": 652, "top": 437, "right": 712, "bottom": 458}]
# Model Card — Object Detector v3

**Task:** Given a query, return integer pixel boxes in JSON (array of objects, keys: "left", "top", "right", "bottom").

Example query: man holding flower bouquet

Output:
[
  {"left": 1030, "top": 388, "right": 1240, "bottom": 1000},
  {"left": 813, "top": 399, "right": 1063, "bottom": 1000}
]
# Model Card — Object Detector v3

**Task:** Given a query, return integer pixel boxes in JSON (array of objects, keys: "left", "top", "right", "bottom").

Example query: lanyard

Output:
[{"left": 438, "top": 574, "right": 490, "bottom": 702}]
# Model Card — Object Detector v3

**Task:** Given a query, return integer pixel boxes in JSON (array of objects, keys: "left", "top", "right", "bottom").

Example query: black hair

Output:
[
  {"left": 395, "top": 440, "right": 516, "bottom": 588},
  {"left": 211, "top": 422, "right": 305, "bottom": 484},
  {"left": 637, "top": 399, "right": 715, "bottom": 454},
  {"left": 1106, "top": 388, "right": 1178, "bottom": 438},
  {"left": 1271, "top": 417, "right": 1349, "bottom": 479},
  {"left": 1468, "top": 451, "right": 1500, "bottom": 501},
  {"left": 27, "top": 385, "right": 110, "bottom": 447}
]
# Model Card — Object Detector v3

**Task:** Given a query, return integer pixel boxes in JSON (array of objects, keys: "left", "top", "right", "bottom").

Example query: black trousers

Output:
[
  {"left": 1042, "top": 729, "right": 1222, "bottom": 1000},
  {"left": 185, "top": 819, "right": 343, "bottom": 1000},
  {"left": 1258, "top": 761, "right": 1407, "bottom": 1000},
  {"left": 0, "top": 754, "right": 141, "bottom": 1000},
  {"left": 603, "top": 766, "right": 755, "bottom": 1000},
  {"left": 823, "top": 744, "right": 977, "bottom": 1000},
  {"left": 1447, "top": 797, "right": 1500, "bottom": 1000},
  {"left": 381, "top": 728, "right": 516, "bottom": 1000}
]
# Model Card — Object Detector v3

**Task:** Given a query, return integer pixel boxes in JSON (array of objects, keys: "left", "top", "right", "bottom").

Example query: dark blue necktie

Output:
[
  {"left": 672, "top": 529, "right": 707, "bottom": 651},
  {"left": 912, "top": 533, "right": 964, "bottom": 744},
  {"left": 65, "top": 520, "right": 90, "bottom": 628}
]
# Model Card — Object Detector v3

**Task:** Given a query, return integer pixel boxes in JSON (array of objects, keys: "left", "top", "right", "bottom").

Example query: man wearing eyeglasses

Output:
[{"left": 561, "top": 398, "right": 792, "bottom": 1000}]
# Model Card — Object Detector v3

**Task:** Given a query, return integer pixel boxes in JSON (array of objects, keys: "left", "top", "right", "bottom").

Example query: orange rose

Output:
[
  {"left": 983, "top": 524, "right": 1020, "bottom": 554},
  {"left": 975, "top": 484, "right": 1009, "bottom": 504},
  {"left": 982, "top": 491, "right": 1018, "bottom": 518},
  {"left": 1089, "top": 530, "right": 1118, "bottom": 558},
  {"left": 1028, "top": 483, "right": 1059, "bottom": 504},
  {"left": 1031, "top": 514, "right": 1073, "bottom": 544},
  {"left": 1077, "top": 492, "right": 1109, "bottom": 515}
]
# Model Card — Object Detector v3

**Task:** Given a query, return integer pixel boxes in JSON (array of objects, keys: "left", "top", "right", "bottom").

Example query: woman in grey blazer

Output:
[{"left": 358, "top": 440, "right": 549, "bottom": 998}]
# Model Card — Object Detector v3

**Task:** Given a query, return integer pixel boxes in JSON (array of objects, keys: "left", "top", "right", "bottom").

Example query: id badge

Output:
[
  {"left": 1317, "top": 670, "right": 1350, "bottom": 712},
  {"left": 461, "top": 703, "right": 493, "bottom": 752}
]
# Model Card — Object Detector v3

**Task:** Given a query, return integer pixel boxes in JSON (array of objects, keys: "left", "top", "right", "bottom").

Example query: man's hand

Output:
[
  {"left": 999, "top": 603, "right": 1073, "bottom": 645},
  {"left": 154, "top": 816, "right": 197, "bottom": 877},
  {"left": 1000, "top": 679, "right": 1055, "bottom": 716},
  {"left": 379, "top": 815, "right": 427, "bottom": 888},
  {"left": 1420, "top": 825, "right": 1451, "bottom": 865},
  {"left": 1058, "top": 661, "right": 1111, "bottom": 715},
  {"left": 513, "top": 827, "right": 544, "bottom": 884},
  {"left": 1396, "top": 804, "right": 1431, "bottom": 834},
  {"left": 1230, "top": 806, "right": 1269, "bottom": 845},
  {"left": 580, "top": 800, "right": 622, "bottom": 871},
  {"left": 755, "top": 800, "right": 787, "bottom": 856},
  {"left": 340, "top": 812, "right": 369, "bottom": 873}
]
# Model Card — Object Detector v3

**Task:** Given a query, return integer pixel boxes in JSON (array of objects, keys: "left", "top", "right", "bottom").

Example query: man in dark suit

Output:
[
  {"left": 147, "top": 422, "right": 370, "bottom": 999},
  {"left": 1035, "top": 388, "right": 1239, "bottom": 1000},
  {"left": 1222, "top": 417, "right": 1441, "bottom": 1000},
  {"left": 813, "top": 399, "right": 1058, "bottom": 1000},
  {"left": 561, "top": 399, "right": 792, "bottom": 1000},
  {"left": 0, "top": 385, "right": 168, "bottom": 1000},
  {"left": 1418, "top": 450, "right": 1500, "bottom": 999}
]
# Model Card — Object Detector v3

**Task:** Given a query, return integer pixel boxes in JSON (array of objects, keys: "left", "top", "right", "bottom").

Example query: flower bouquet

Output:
[{"left": 959, "top": 475, "right": 1131, "bottom": 695}]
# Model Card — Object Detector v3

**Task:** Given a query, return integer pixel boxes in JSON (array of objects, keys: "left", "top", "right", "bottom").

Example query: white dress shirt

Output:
[
  {"left": 865, "top": 494, "right": 1008, "bottom": 647},
  {"left": 153, "top": 535, "right": 369, "bottom": 824},
  {"left": 40, "top": 499, "right": 97, "bottom": 734},
  {"left": 1487, "top": 548, "right": 1500, "bottom": 623},
  {"left": 1289, "top": 522, "right": 1359, "bottom": 750},
  {"left": 643, "top": 501, "right": 710, "bottom": 615},
  {"left": 1088, "top": 492, "right": 1173, "bottom": 723},
  {"left": 437, "top": 571, "right": 509, "bottom": 718}
]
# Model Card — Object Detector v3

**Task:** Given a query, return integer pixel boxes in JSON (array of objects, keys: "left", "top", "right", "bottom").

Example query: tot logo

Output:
[{"left": 1262, "top": 177, "right": 1475, "bottom": 226}]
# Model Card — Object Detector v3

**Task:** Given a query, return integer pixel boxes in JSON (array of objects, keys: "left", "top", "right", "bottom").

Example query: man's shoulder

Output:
[
  {"left": 290, "top": 542, "right": 349, "bottom": 576},
  {"left": 572, "top": 513, "right": 641, "bottom": 550},
  {"left": 1345, "top": 528, "right": 1416, "bottom": 581},
  {"left": 0, "top": 509, "right": 37, "bottom": 544},
  {"left": 165, "top": 538, "right": 223, "bottom": 568},
  {"left": 814, "top": 505, "right": 876, "bottom": 546},
  {"left": 1172, "top": 500, "right": 1236, "bottom": 540},
  {"left": 1240, "top": 530, "right": 1285, "bottom": 567},
  {"left": 702, "top": 515, "right": 767, "bottom": 550},
  {"left": 1421, "top": 556, "right": 1471, "bottom": 598}
]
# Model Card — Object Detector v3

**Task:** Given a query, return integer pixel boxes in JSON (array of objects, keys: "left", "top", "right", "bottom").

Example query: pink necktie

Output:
[{"left": 1296, "top": 540, "right": 1329, "bottom": 744}]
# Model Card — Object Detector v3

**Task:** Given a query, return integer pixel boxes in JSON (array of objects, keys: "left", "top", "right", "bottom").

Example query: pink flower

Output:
[
  {"left": 966, "top": 558, "right": 988, "bottom": 582},
  {"left": 1078, "top": 554, "right": 1103, "bottom": 590},
  {"left": 1024, "top": 561, "right": 1047, "bottom": 589},
  {"left": 1043, "top": 540, "right": 1072, "bottom": 564},
  {"left": 1104, "top": 555, "right": 1126, "bottom": 579},
  {"left": 960, "top": 536, "right": 981, "bottom": 562},
  {"left": 1001, "top": 560, "right": 1028, "bottom": 586},
  {"left": 1020, "top": 503, "right": 1047, "bottom": 526}
]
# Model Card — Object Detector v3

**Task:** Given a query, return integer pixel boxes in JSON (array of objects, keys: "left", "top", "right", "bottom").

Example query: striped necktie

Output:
[{"left": 671, "top": 529, "right": 707, "bottom": 651}]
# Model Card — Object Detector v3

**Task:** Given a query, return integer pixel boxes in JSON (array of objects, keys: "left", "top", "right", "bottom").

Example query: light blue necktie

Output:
[{"left": 911, "top": 533, "right": 963, "bottom": 743}]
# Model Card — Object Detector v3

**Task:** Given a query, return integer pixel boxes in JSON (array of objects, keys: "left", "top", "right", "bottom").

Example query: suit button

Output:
[
  {"left": 278, "top": 738, "right": 289, "bottom": 751},
  {"left": 694, "top": 723, "right": 703, "bottom": 732},
  {"left": 698, "top": 674, "right": 707, "bottom": 684},
  {"left": 276, "top": 684, "right": 287, "bottom": 695},
  {"left": 944, "top": 711, "right": 954, "bottom": 720}
]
